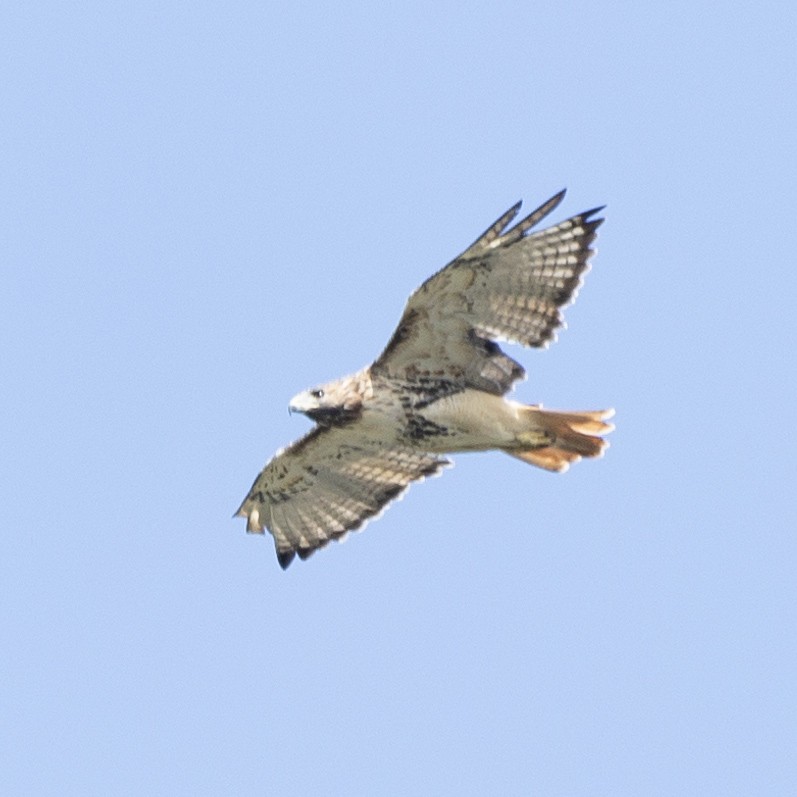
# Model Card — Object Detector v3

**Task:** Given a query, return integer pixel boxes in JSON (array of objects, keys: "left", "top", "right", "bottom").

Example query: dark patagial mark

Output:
[{"left": 375, "top": 308, "right": 419, "bottom": 364}]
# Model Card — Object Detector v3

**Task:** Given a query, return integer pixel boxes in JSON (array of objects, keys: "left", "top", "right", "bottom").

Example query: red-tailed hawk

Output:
[{"left": 236, "top": 190, "right": 613, "bottom": 568}]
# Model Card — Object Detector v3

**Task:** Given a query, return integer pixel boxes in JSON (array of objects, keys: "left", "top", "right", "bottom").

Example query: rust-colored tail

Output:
[{"left": 506, "top": 407, "right": 614, "bottom": 472}]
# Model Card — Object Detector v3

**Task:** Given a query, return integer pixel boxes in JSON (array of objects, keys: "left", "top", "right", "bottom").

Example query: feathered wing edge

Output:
[
  {"left": 467, "top": 196, "right": 605, "bottom": 353},
  {"left": 279, "top": 453, "right": 451, "bottom": 570},
  {"left": 374, "top": 191, "right": 605, "bottom": 393},
  {"left": 234, "top": 427, "right": 452, "bottom": 569}
]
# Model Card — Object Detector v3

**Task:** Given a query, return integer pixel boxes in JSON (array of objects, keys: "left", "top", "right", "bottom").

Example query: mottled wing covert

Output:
[{"left": 235, "top": 426, "right": 450, "bottom": 568}]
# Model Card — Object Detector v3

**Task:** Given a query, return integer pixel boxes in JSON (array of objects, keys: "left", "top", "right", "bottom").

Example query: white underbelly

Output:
[{"left": 417, "top": 390, "right": 524, "bottom": 452}]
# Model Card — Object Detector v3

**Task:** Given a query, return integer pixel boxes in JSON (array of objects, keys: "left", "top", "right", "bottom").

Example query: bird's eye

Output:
[{"left": 311, "top": 389, "right": 324, "bottom": 399}]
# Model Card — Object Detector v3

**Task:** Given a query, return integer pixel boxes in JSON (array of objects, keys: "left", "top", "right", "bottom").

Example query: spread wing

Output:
[
  {"left": 235, "top": 425, "right": 450, "bottom": 568},
  {"left": 372, "top": 190, "right": 604, "bottom": 395}
]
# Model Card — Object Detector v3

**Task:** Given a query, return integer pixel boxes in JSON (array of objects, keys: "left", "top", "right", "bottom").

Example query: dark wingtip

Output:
[
  {"left": 277, "top": 550, "right": 296, "bottom": 570},
  {"left": 582, "top": 204, "right": 606, "bottom": 220}
]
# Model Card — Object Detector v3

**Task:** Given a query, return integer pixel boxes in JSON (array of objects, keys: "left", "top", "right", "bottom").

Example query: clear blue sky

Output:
[{"left": 3, "top": 2, "right": 796, "bottom": 794}]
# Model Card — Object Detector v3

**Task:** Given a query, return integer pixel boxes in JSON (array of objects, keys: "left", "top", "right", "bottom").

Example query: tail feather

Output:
[{"left": 506, "top": 407, "right": 614, "bottom": 472}]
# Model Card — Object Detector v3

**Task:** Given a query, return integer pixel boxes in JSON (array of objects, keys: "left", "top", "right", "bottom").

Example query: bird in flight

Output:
[{"left": 236, "top": 189, "right": 613, "bottom": 568}]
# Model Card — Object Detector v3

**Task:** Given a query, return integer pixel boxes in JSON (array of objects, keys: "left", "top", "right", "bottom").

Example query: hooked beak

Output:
[{"left": 288, "top": 391, "right": 314, "bottom": 416}]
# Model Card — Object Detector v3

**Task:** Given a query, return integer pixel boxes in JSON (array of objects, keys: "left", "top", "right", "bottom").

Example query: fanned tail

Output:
[{"left": 506, "top": 407, "right": 615, "bottom": 472}]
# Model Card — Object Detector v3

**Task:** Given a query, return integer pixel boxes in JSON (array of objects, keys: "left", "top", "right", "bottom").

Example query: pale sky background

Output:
[{"left": 2, "top": 2, "right": 796, "bottom": 795}]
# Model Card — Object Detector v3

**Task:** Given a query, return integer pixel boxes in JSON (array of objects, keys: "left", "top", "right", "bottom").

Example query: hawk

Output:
[{"left": 236, "top": 189, "right": 613, "bottom": 568}]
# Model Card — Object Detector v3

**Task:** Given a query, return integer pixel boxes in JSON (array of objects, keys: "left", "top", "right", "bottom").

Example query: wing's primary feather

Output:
[
  {"left": 458, "top": 189, "right": 566, "bottom": 257},
  {"left": 373, "top": 191, "right": 603, "bottom": 395},
  {"left": 235, "top": 425, "right": 450, "bottom": 568}
]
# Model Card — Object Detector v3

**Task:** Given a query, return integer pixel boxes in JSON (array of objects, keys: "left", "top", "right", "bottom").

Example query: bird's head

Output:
[{"left": 288, "top": 376, "right": 363, "bottom": 426}]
